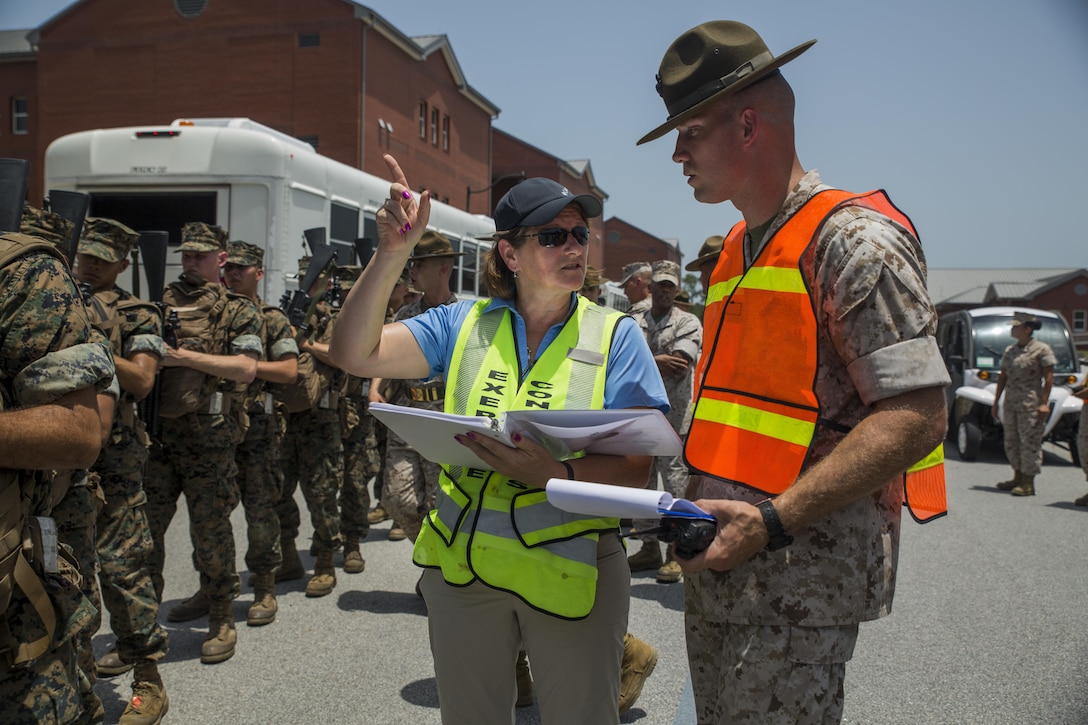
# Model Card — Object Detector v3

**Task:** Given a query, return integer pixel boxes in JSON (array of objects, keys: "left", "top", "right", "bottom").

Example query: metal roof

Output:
[{"left": 927, "top": 268, "right": 1076, "bottom": 305}]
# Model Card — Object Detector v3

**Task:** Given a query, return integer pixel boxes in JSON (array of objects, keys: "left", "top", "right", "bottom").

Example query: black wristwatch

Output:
[{"left": 755, "top": 499, "right": 793, "bottom": 551}]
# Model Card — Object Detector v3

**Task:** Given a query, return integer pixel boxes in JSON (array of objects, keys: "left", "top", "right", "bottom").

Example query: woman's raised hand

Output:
[{"left": 375, "top": 154, "right": 431, "bottom": 255}]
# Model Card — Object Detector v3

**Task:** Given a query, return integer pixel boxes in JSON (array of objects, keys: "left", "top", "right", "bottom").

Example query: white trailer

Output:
[{"left": 44, "top": 117, "right": 496, "bottom": 303}]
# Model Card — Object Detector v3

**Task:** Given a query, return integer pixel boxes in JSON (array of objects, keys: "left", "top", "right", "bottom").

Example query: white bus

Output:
[{"left": 44, "top": 117, "right": 496, "bottom": 303}]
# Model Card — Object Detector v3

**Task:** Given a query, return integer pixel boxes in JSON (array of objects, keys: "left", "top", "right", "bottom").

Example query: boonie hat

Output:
[
  {"left": 638, "top": 21, "right": 816, "bottom": 144},
  {"left": 78, "top": 217, "right": 139, "bottom": 262},
  {"left": 651, "top": 260, "right": 681, "bottom": 286},
  {"left": 20, "top": 204, "right": 74, "bottom": 250},
  {"left": 177, "top": 221, "right": 228, "bottom": 252},
  {"left": 493, "top": 178, "right": 602, "bottom": 231},
  {"left": 618, "top": 261, "right": 652, "bottom": 286},
  {"left": 685, "top": 235, "right": 725, "bottom": 271},
  {"left": 408, "top": 230, "right": 463, "bottom": 261},
  {"left": 226, "top": 240, "right": 264, "bottom": 267}
]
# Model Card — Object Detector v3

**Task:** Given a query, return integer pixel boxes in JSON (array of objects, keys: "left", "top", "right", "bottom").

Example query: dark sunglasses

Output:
[{"left": 518, "top": 226, "right": 590, "bottom": 248}]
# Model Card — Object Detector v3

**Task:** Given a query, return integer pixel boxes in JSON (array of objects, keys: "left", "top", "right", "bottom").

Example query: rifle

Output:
[
  {"left": 136, "top": 231, "right": 171, "bottom": 445},
  {"left": 0, "top": 158, "right": 30, "bottom": 233},
  {"left": 46, "top": 189, "right": 90, "bottom": 262},
  {"left": 354, "top": 237, "right": 376, "bottom": 267},
  {"left": 285, "top": 242, "right": 337, "bottom": 344}
]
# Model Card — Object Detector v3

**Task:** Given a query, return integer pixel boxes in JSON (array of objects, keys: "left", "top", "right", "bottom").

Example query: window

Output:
[
  {"left": 430, "top": 108, "right": 439, "bottom": 145},
  {"left": 458, "top": 239, "right": 480, "bottom": 297},
  {"left": 418, "top": 102, "right": 427, "bottom": 139},
  {"left": 11, "top": 98, "right": 28, "bottom": 135},
  {"left": 1074, "top": 310, "right": 1086, "bottom": 332},
  {"left": 298, "top": 32, "right": 320, "bottom": 48},
  {"left": 441, "top": 114, "right": 450, "bottom": 152}
]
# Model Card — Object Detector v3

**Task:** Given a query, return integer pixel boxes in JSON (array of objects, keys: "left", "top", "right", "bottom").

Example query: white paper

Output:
[
  {"left": 546, "top": 478, "right": 712, "bottom": 519},
  {"left": 367, "top": 402, "right": 682, "bottom": 470}
]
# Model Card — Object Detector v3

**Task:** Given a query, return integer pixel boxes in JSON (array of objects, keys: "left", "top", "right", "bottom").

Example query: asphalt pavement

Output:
[{"left": 91, "top": 439, "right": 1088, "bottom": 724}]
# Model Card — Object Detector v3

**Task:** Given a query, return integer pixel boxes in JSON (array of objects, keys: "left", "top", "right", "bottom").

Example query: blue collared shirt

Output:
[{"left": 400, "top": 294, "right": 669, "bottom": 413}]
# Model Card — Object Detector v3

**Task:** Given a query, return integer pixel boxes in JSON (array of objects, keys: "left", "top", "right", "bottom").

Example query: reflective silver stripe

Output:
[
  {"left": 452, "top": 301, "right": 501, "bottom": 413},
  {"left": 565, "top": 304, "right": 609, "bottom": 409},
  {"left": 512, "top": 495, "right": 605, "bottom": 540},
  {"left": 475, "top": 508, "right": 598, "bottom": 566}
]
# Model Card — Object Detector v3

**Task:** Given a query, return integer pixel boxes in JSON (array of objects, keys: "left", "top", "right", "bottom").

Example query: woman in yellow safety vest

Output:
[{"left": 329, "top": 155, "right": 668, "bottom": 725}]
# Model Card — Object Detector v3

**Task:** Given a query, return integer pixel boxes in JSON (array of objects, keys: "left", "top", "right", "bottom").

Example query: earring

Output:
[{"left": 513, "top": 270, "right": 519, "bottom": 280}]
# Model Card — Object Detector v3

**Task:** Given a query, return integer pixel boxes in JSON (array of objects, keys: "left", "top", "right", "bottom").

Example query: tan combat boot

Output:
[
  {"left": 118, "top": 661, "right": 169, "bottom": 724},
  {"left": 167, "top": 589, "right": 210, "bottom": 622},
  {"left": 95, "top": 644, "right": 133, "bottom": 677},
  {"left": 247, "top": 572, "right": 277, "bottom": 627},
  {"left": 277, "top": 537, "right": 305, "bottom": 582},
  {"left": 515, "top": 649, "right": 533, "bottom": 708},
  {"left": 200, "top": 600, "right": 237, "bottom": 664},
  {"left": 656, "top": 544, "right": 682, "bottom": 584},
  {"left": 618, "top": 633, "right": 659, "bottom": 715},
  {"left": 1011, "top": 475, "right": 1035, "bottom": 496},
  {"left": 366, "top": 504, "right": 390, "bottom": 524},
  {"left": 996, "top": 470, "right": 1022, "bottom": 491},
  {"left": 343, "top": 537, "right": 366, "bottom": 574},
  {"left": 627, "top": 542, "right": 663, "bottom": 572},
  {"left": 305, "top": 551, "right": 337, "bottom": 597}
]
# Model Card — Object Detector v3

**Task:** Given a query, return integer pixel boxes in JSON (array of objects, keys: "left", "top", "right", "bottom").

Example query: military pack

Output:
[{"left": 158, "top": 274, "right": 232, "bottom": 418}]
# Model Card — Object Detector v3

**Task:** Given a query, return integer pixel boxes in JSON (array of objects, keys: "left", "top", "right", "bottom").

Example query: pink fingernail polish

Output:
[
  {"left": 512, "top": 432, "right": 522, "bottom": 442},
  {"left": 399, "top": 227, "right": 405, "bottom": 235},
  {"left": 405, "top": 222, "right": 411, "bottom": 231},
  {"left": 467, "top": 432, "right": 477, "bottom": 440},
  {"left": 402, "top": 190, "right": 412, "bottom": 199}
]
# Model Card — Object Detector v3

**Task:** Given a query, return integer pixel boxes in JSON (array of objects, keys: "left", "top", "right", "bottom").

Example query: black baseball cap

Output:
[{"left": 493, "top": 178, "right": 602, "bottom": 230}]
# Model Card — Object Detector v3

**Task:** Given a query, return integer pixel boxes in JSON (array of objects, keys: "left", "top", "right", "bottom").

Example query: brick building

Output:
[
  {"left": 929, "top": 267, "right": 1088, "bottom": 350},
  {"left": 1, "top": 0, "right": 673, "bottom": 264}
]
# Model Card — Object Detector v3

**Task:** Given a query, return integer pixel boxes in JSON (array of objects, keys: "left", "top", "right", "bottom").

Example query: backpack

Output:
[
  {"left": 158, "top": 275, "right": 230, "bottom": 418},
  {"left": 0, "top": 234, "right": 77, "bottom": 669}
]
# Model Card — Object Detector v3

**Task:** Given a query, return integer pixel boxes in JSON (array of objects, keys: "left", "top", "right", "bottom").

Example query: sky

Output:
[{"left": 2, "top": 0, "right": 1086, "bottom": 270}]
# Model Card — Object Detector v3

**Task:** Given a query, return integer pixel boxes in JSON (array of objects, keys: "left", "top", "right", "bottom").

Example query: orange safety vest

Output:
[{"left": 687, "top": 189, "right": 946, "bottom": 523}]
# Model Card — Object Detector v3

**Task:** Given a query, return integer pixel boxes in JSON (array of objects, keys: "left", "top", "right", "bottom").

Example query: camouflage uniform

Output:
[
  {"left": 685, "top": 171, "right": 951, "bottom": 723},
  {"left": 998, "top": 338, "right": 1056, "bottom": 476},
  {"left": 67, "top": 218, "right": 173, "bottom": 686},
  {"left": 0, "top": 232, "right": 114, "bottom": 724},
  {"left": 383, "top": 293, "right": 458, "bottom": 542},
  {"left": 145, "top": 228, "right": 263, "bottom": 606},
  {"left": 22, "top": 207, "right": 113, "bottom": 721},
  {"left": 236, "top": 288, "right": 297, "bottom": 577},
  {"left": 631, "top": 300, "right": 702, "bottom": 501},
  {"left": 277, "top": 305, "right": 344, "bottom": 555},
  {"left": 335, "top": 267, "right": 376, "bottom": 545}
]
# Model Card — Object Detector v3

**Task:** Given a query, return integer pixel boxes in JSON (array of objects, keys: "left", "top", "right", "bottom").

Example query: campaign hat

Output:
[
  {"left": 685, "top": 235, "right": 725, "bottom": 271},
  {"left": 408, "top": 230, "right": 463, "bottom": 261},
  {"left": 638, "top": 21, "right": 816, "bottom": 144}
]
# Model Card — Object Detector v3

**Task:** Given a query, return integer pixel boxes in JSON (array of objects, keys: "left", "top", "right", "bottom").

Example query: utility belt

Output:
[
  {"left": 248, "top": 392, "right": 278, "bottom": 415},
  {"left": 408, "top": 383, "right": 444, "bottom": 403},
  {"left": 318, "top": 390, "right": 341, "bottom": 411}
]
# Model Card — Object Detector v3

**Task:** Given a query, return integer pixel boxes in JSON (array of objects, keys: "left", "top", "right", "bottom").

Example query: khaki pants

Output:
[{"left": 420, "top": 533, "right": 628, "bottom": 725}]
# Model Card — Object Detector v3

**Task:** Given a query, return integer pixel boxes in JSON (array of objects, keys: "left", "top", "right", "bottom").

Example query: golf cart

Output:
[{"left": 937, "top": 306, "right": 1084, "bottom": 464}]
